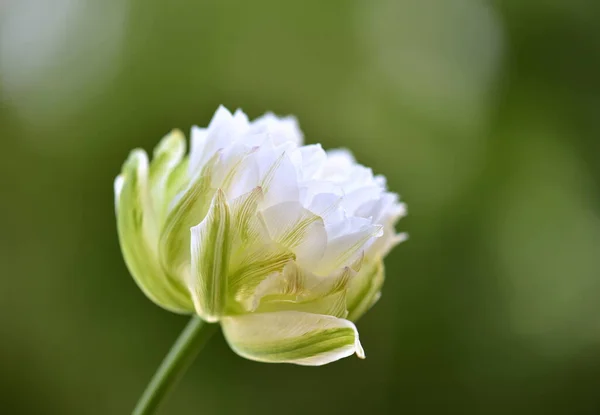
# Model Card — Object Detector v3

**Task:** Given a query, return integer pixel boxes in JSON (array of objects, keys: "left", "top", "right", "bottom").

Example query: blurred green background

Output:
[{"left": 2, "top": 0, "right": 600, "bottom": 414}]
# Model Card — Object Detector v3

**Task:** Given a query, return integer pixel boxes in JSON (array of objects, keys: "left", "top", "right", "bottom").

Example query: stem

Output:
[{"left": 133, "top": 316, "right": 217, "bottom": 415}]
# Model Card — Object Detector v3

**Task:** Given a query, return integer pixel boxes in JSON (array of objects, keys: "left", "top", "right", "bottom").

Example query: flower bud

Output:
[{"left": 115, "top": 106, "right": 406, "bottom": 365}]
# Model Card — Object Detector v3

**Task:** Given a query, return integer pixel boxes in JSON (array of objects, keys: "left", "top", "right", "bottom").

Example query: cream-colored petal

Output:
[{"left": 221, "top": 311, "right": 364, "bottom": 366}]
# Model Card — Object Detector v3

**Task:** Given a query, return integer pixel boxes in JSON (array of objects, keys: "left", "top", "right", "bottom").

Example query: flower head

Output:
[{"left": 115, "top": 106, "right": 406, "bottom": 365}]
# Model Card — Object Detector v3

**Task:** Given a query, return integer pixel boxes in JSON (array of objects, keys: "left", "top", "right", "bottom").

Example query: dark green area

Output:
[{"left": 1, "top": 1, "right": 600, "bottom": 414}]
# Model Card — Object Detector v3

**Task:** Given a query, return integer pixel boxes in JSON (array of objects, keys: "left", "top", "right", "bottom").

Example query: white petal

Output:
[
  {"left": 317, "top": 224, "right": 383, "bottom": 275},
  {"left": 249, "top": 112, "right": 304, "bottom": 146},
  {"left": 325, "top": 148, "right": 356, "bottom": 166},
  {"left": 308, "top": 193, "right": 342, "bottom": 224},
  {"left": 221, "top": 311, "right": 365, "bottom": 366},
  {"left": 189, "top": 106, "right": 233, "bottom": 173},
  {"left": 232, "top": 108, "right": 250, "bottom": 127},
  {"left": 354, "top": 192, "right": 398, "bottom": 223},
  {"left": 341, "top": 186, "right": 382, "bottom": 215},
  {"left": 215, "top": 144, "right": 260, "bottom": 200},
  {"left": 209, "top": 105, "right": 234, "bottom": 129},
  {"left": 189, "top": 126, "right": 208, "bottom": 175},
  {"left": 260, "top": 202, "right": 327, "bottom": 266},
  {"left": 257, "top": 151, "right": 299, "bottom": 208},
  {"left": 298, "top": 144, "right": 326, "bottom": 178},
  {"left": 194, "top": 106, "right": 248, "bottom": 170}
]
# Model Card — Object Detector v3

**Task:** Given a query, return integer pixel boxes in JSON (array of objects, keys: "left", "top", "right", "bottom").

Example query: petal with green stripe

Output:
[
  {"left": 227, "top": 188, "right": 296, "bottom": 312},
  {"left": 115, "top": 150, "right": 193, "bottom": 313},
  {"left": 253, "top": 264, "right": 354, "bottom": 318},
  {"left": 221, "top": 311, "right": 365, "bottom": 366},
  {"left": 189, "top": 190, "right": 232, "bottom": 322},
  {"left": 148, "top": 130, "right": 187, "bottom": 224},
  {"left": 346, "top": 261, "right": 385, "bottom": 322},
  {"left": 159, "top": 153, "right": 219, "bottom": 278}
]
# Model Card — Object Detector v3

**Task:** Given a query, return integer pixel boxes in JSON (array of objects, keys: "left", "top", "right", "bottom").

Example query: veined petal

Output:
[
  {"left": 257, "top": 289, "right": 349, "bottom": 319},
  {"left": 260, "top": 202, "right": 327, "bottom": 266},
  {"left": 163, "top": 156, "right": 190, "bottom": 213},
  {"left": 230, "top": 246, "right": 295, "bottom": 312},
  {"left": 253, "top": 264, "right": 353, "bottom": 318},
  {"left": 149, "top": 130, "right": 186, "bottom": 224},
  {"left": 225, "top": 188, "right": 296, "bottom": 311},
  {"left": 159, "top": 153, "right": 219, "bottom": 278},
  {"left": 230, "top": 187, "right": 264, "bottom": 245},
  {"left": 316, "top": 224, "right": 383, "bottom": 276},
  {"left": 116, "top": 150, "right": 193, "bottom": 313},
  {"left": 221, "top": 311, "right": 365, "bottom": 366},
  {"left": 346, "top": 261, "right": 385, "bottom": 322},
  {"left": 189, "top": 190, "right": 231, "bottom": 322}
]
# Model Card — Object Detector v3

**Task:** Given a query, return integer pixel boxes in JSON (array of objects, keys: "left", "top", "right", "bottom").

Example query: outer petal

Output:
[
  {"left": 148, "top": 130, "right": 186, "bottom": 224},
  {"left": 189, "top": 190, "right": 231, "bottom": 322},
  {"left": 346, "top": 261, "right": 385, "bottom": 322},
  {"left": 159, "top": 153, "right": 219, "bottom": 278},
  {"left": 115, "top": 150, "right": 193, "bottom": 313},
  {"left": 221, "top": 311, "right": 365, "bottom": 366}
]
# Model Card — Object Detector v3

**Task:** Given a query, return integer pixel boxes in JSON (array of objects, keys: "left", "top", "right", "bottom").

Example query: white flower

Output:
[{"left": 115, "top": 106, "right": 406, "bottom": 366}]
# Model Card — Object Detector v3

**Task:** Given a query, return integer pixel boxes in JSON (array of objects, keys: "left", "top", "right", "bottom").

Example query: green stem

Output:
[{"left": 133, "top": 316, "right": 217, "bottom": 415}]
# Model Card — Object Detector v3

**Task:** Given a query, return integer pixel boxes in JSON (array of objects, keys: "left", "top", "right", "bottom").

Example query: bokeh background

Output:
[{"left": 2, "top": 0, "right": 600, "bottom": 414}]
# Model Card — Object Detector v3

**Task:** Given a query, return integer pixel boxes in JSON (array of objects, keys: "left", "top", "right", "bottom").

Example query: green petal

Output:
[
  {"left": 346, "top": 261, "right": 385, "bottom": 322},
  {"left": 189, "top": 190, "right": 232, "bottom": 322},
  {"left": 159, "top": 152, "right": 219, "bottom": 278},
  {"left": 115, "top": 150, "right": 193, "bottom": 313},
  {"left": 149, "top": 130, "right": 187, "bottom": 224},
  {"left": 221, "top": 311, "right": 365, "bottom": 366},
  {"left": 163, "top": 156, "right": 190, "bottom": 214}
]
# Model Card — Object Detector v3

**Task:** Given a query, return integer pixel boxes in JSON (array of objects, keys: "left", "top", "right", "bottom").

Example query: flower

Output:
[{"left": 114, "top": 106, "right": 406, "bottom": 366}]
